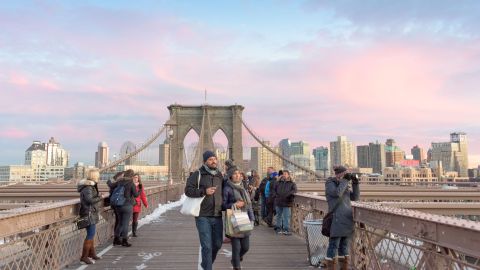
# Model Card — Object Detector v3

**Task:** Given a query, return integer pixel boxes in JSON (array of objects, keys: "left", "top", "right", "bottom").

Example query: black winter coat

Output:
[
  {"left": 272, "top": 179, "right": 297, "bottom": 207},
  {"left": 78, "top": 179, "right": 102, "bottom": 225},
  {"left": 185, "top": 166, "right": 224, "bottom": 217},
  {"left": 107, "top": 177, "right": 140, "bottom": 206},
  {"left": 257, "top": 177, "right": 269, "bottom": 200}
]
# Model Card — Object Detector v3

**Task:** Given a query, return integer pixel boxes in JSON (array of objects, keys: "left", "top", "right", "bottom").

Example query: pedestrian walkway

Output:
[{"left": 66, "top": 207, "right": 311, "bottom": 270}]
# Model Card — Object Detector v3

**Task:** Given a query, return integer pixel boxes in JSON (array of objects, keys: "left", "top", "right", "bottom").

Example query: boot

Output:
[
  {"left": 132, "top": 222, "right": 138, "bottom": 237},
  {"left": 113, "top": 236, "right": 122, "bottom": 246},
  {"left": 339, "top": 256, "right": 349, "bottom": 270},
  {"left": 122, "top": 238, "right": 132, "bottom": 247},
  {"left": 80, "top": 240, "right": 94, "bottom": 264},
  {"left": 325, "top": 258, "right": 337, "bottom": 270},
  {"left": 88, "top": 239, "right": 102, "bottom": 260}
]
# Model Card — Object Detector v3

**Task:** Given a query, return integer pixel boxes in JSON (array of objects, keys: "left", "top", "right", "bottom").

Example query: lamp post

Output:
[
  {"left": 164, "top": 118, "right": 177, "bottom": 185},
  {"left": 168, "top": 128, "right": 174, "bottom": 185}
]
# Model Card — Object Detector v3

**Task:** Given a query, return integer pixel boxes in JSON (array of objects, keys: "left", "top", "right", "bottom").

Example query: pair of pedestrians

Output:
[
  {"left": 185, "top": 151, "right": 253, "bottom": 270},
  {"left": 77, "top": 169, "right": 148, "bottom": 265}
]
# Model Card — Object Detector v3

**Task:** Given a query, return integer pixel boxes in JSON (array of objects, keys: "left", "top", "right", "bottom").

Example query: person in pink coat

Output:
[{"left": 132, "top": 173, "right": 148, "bottom": 237}]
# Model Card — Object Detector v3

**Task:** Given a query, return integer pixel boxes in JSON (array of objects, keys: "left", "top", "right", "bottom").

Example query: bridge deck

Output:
[{"left": 65, "top": 207, "right": 310, "bottom": 270}]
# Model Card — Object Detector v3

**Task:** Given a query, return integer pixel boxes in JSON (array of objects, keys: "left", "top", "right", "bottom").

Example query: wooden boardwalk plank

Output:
[{"left": 66, "top": 207, "right": 312, "bottom": 270}]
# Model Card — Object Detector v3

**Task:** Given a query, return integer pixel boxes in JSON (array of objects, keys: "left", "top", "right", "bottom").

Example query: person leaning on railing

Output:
[
  {"left": 77, "top": 169, "right": 104, "bottom": 265},
  {"left": 324, "top": 165, "right": 360, "bottom": 270}
]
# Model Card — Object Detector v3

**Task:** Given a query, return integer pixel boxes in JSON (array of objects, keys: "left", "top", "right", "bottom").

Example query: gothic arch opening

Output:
[{"left": 212, "top": 128, "right": 230, "bottom": 171}]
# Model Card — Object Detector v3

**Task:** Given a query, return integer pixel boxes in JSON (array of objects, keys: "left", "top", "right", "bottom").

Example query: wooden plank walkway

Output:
[{"left": 66, "top": 207, "right": 312, "bottom": 270}]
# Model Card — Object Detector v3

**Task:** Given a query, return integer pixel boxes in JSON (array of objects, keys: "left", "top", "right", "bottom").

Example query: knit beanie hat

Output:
[{"left": 203, "top": 150, "right": 216, "bottom": 162}]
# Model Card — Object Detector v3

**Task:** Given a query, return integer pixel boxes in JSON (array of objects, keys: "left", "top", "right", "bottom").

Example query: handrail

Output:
[
  {"left": 293, "top": 193, "right": 480, "bottom": 268},
  {"left": 0, "top": 184, "right": 181, "bottom": 239}
]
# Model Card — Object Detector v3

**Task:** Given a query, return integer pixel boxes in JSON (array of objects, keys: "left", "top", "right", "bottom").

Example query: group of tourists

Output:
[
  {"left": 76, "top": 149, "right": 360, "bottom": 270},
  {"left": 77, "top": 168, "right": 148, "bottom": 265},
  {"left": 185, "top": 150, "right": 300, "bottom": 270},
  {"left": 185, "top": 151, "right": 360, "bottom": 270}
]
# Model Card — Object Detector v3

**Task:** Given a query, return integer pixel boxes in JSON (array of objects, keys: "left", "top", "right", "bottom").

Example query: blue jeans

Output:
[
  {"left": 326, "top": 236, "right": 350, "bottom": 259},
  {"left": 116, "top": 204, "right": 133, "bottom": 239},
  {"left": 195, "top": 217, "right": 223, "bottom": 270},
  {"left": 85, "top": 223, "right": 96, "bottom": 240},
  {"left": 275, "top": 206, "right": 291, "bottom": 232},
  {"left": 260, "top": 197, "right": 267, "bottom": 219}
]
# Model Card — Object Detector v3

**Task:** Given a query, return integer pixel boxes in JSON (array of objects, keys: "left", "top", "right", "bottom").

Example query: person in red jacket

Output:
[{"left": 132, "top": 173, "right": 148, "bottom": 237}]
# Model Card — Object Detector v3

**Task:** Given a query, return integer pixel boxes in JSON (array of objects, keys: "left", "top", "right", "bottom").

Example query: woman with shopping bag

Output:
[{"left": 222, "top": 167, "right": 254, "bottom": 270}]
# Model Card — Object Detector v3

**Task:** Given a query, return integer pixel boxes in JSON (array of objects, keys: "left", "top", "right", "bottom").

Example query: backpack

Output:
[{"left": 110, "top": 185, "right": 126, "bottom": 207}]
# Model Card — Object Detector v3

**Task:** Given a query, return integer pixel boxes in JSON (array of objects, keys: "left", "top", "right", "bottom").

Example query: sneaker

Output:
[{"left": 283, "top": 231, "right": 292, "bottom": 236}]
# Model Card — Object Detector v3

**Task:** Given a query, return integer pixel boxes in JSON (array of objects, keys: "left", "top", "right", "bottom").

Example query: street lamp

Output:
[
  {"left": 168, "top": 128, "right": 174, "bottom": 185},
  {"left": 164, "top": 118, "right": 177, "bottom": 185}
]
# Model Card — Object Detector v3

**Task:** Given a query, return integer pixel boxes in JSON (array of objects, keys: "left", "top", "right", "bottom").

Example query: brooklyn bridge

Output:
[{"left": 1, "top": 105, "right": 479, "bottom": 270}]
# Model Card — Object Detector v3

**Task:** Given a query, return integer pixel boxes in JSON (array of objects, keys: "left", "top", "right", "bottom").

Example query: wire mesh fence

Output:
[
  {"left": 292, "top": 194, "right": 480, "bottom": 270},
  {"left": 0, "top": 184, "right": 184, "bottom": 270}
]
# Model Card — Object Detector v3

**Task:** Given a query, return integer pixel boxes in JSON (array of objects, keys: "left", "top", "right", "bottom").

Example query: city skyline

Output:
[{"left": 1, "top": 1, "right": 480, "bottom": 166}]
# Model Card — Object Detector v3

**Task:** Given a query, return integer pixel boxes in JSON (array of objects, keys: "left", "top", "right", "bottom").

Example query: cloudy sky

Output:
[{"left": 1, "top": 0, "right": 480, "bottom": 167}]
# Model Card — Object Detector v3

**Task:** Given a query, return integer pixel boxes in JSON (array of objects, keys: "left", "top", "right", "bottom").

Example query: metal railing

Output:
[
  {"left": 0, "top": 184, "right": 184, "bottom": 270},
  {"left": 292, "top": 193, "right": 480, "bottom": 270}
]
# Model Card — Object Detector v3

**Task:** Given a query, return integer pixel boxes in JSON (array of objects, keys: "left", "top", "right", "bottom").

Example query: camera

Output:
[{"left": 344, "top": 173, "right": 360, "bottom": 181}]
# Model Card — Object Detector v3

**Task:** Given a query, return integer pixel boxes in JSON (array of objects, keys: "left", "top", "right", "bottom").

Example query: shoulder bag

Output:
[
  {"left": 321, "top": 186, "right": 346, "bottom": 237},
  {"left": 180, "top": 170, "right": 205, "bottom": 217}
]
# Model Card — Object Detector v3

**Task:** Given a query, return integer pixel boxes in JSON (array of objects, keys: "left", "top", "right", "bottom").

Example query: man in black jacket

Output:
[
  {"left": 185, "top": 150, "right": 224, "bottom": 270},
  {"left": 272, "top": 170, "right": 297, "bottom": 235}
]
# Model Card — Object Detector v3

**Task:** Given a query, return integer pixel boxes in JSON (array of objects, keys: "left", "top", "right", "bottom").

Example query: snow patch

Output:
[{"left": 138, "top": 194, "right": 186, "bottom": 228}]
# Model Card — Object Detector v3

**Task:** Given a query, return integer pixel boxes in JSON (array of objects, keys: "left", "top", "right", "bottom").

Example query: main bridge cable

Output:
[
  {"left": 99, "top": 126, "right": 166, "bottom": 173},
  {"left": 239, "top": 115, "right": 322, "bottom": 178},
  {"left": 99, "top": 126, "right": 167, "bottom": 173}
]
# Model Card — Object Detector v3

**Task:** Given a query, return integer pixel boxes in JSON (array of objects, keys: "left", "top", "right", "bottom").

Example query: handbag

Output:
[
  {"left": 76, "top": 212, "right": 91, "bottom": 230},
  {"left": 225, "top": 208, "right": 242, "bottom": 237},
  {"left": 230, "top": 205, "right": 253, "bottom": 234},
  {"left": 321, "top": 186, "right": 346, "bottom": 237},
  {"left": 180, "top": 171, "right": 205, "bottom": 217}
]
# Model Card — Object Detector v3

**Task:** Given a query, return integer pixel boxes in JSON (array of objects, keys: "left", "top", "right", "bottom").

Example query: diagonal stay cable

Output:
[{"left": 239, "top": 115, "right": 321, "bottom": 178}]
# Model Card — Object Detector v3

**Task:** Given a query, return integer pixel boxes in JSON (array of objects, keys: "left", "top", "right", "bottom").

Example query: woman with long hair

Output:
[
  {"left": 78, "top": 169, "right": 103, "bottom": 264},
  {"left": 132, "top": 173, "right": 148, "bottom": 237},
  {"left": 222, "top": 167, "right": 254, "bottom": 270}
]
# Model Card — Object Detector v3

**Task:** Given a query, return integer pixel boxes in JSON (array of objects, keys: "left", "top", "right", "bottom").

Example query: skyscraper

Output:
[
  {"left": 357, "top": 145, "right": 370, "bottom": 168},
  {"left": 431, "top": 132, "right": 469, "bottom": 177},
  {"left": 159, "top": 140, "right": 170, "bottom": 166},
  {"left": 369, "top": 142, "right": 386, "bottom": 174},
  {"left": 278, "top": 138, "right": 291, "bottom": 168},
  {"left": 313, "top": 147, "right": 329, "bottom": 177},
  {"left": 250, "top": 141, "right": 282, "bottom": 177},
  {"left": 357, "top": 142, "right": 385, "bottom": 174},
  {"left": 385, "top": 139, "right": 404, "bottom": 167},
  {"left": 330, "top": 136, "right": 356, "bottom": 169},
  {"left": 45, "top": 137, "right": 69, "bottom": 167},
  {"left": 95, "top": 142, "right": 109, "bottom": 168},
  {"left": 411, "top": 145, "right": 426, "bottom": 163},
  {"left": 25, "top": 141, "right": 47, "bottom": 167}
]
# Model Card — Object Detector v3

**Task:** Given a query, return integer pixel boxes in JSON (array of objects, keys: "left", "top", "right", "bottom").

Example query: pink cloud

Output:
[
  {"left": 0, "top": 128, "right": 30, "bottom": 139},
  {"left": 8, "top": 73, "right": 29, "bottom": 87},
  {"left": 39, "top": 79, "right": 60, "bottom": 92}
]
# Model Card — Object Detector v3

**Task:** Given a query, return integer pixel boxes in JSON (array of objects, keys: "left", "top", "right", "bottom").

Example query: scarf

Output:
[
  {"left": 228, "top": 180, "right": 252, "bottom": 208},
  {"left": 203, "top": 164, "right": 219, "bottom": 176}
]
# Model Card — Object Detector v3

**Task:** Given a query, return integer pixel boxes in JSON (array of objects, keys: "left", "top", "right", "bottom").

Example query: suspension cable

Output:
[
  {"left": 99, "top": 126, "right": 166, "bottom": 173},
  {"left": 239, "top": 115, "right": 321, "bottom": 178}
]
